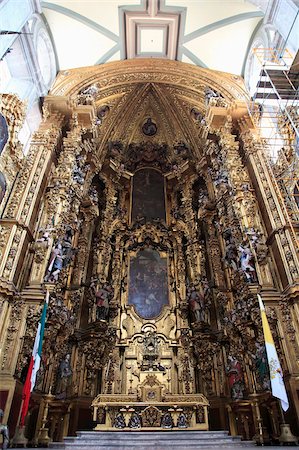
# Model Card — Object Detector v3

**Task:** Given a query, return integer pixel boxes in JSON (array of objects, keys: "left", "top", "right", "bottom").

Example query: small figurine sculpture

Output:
[
  {"left": 89, "top": 186, "right": 99, "bottom": 204},
  {"left": 73, "top": 161, "right": 85, "bottom": 185},
  {"left": 205, "top": 87, "right": 223, "bottom": 105},
  {"left": 188, "top": 287, "right": 204, "bottom": 323},
  {"left": 78, "top": 84, "right": 99, "bottom": 104},
  {"left": 238, "top": 242, "right": 257, "bottom": 283},
  {"left": 128, "top": 412, "right": 141, "bottom": 429},
  {"left": 44, "top": 242, "right": 63, "bottom": 282},
  {"left": 255, "top": 342, "right": 270, "bottom": 390},
  {"left": 223, "top": 235, "right": 239, "bottom": 271},
  {"left": 61, "top": 228, "right": 74, "bottom": 267},
  {"left": 36, "top": 225, "right": 54, "bottom": 245},
  {"left": 226, "top": 355, "right": 245, "bottom": 400},
  {"left": 55, "top": 354, "right": 72, "bottom": 399},
  {"left": 245, "top": 227, "right": 268, "bottom": 264},
  {"left": 114, "top": 412, "right": 126, "bottom": 429},
  {"left": 191, "top": 107, "right": 205, "bottom": 125},
  {"left": 90, "top": 279, "right": 114, "bottom": 321},
  {"left": 205, "top": 87, "right": 226, "bottom": 106},
  {"left": 0, "top": 409, "right": 9, "bottom": 450},
  {"left": 44, "top": 227, "right": 75, "bottom": 283},
  {"left": 161, "top": 412, "right": 173, "bottom": 429}
]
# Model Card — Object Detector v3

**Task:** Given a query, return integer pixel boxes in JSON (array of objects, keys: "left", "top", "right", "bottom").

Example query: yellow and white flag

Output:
[{"left": 258, "top": 294, "right": 289, "bottom": 411}]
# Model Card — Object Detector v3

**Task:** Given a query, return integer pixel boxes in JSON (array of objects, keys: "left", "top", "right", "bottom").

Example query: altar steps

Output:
[{"left": 49, "top": 430, "right": 256, "bottom": 449}]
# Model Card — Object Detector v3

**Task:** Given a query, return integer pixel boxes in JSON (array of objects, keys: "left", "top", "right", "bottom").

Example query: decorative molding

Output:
[{"left": 119, "top": 0, "right": 186, "bottom": 60}]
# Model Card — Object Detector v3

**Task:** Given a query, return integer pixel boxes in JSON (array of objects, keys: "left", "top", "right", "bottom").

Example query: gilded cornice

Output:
[{"left": 50, "top": 59, "right": 249, "bottom": 104}]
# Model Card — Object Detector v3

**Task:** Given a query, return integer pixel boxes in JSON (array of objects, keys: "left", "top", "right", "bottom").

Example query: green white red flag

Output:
[{"left": 20, "top": 291, "right": 49, "bottom": 426}]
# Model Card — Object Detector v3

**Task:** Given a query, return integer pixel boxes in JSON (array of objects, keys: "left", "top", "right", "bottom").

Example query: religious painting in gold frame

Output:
[{"left": 128, "top": 248, "right": 169, "bottom": 319}]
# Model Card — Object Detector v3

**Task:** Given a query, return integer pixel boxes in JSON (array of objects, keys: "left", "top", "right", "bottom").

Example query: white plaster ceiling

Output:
[{"left": 42, "top": 0, "right": 264, "bottom": 75}]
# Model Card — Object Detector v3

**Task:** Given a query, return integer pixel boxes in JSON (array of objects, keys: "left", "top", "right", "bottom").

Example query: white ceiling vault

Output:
[{"left": 41, "top": 0, "right": 264, "bottom": 75}]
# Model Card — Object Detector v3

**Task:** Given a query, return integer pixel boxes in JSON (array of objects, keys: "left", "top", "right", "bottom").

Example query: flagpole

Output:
[
  {"left": 11, "top": 399, "right": 28, "bottom": 447},
  {"left": 277, "top": 400, "right": 298, "bottom": 445},
  {"left": 257, "top": 294, "right": 297, "bottom": 445},
  {"left": 16, "top": 399, "right": 25, "bottom": 428},
  {"left": 277, "top": 400, "right": 286, "bottom": 425},
  {"left": 276, "top": 386, "right": 298, "bottom": 445},
  {"left": 12, "top": 290, "right": 49, "bottom": 447},
  {"left": 257, "top": 294, "right": 289, "bottom": 410}
]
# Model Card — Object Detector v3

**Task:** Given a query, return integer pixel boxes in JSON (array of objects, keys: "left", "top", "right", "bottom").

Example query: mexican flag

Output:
[
  {"left": 20, "top": 291, "right": 49, "bottom": 426},
  {"left": 257, "top": 294, "right": 289, "bottom": 411}
]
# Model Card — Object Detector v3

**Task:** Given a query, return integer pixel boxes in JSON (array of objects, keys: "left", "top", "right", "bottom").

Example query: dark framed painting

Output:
[
  {"left": 0, "top": 172, "right": 7, "bottom": 205},
  {"left": 132, "top": 168, "right": 165, "bottom": 222},
  {"left": 128, "top": 248, "right": 168, "bottom": 319},
  {"left": 0, "top": 114, "right": 9, "bottom": 155}
]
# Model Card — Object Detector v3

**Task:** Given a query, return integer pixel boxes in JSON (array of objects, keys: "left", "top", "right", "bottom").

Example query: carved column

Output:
[
  {"left": 239, "top": 126, "right": 299, "bottom": 285},
  {"left": 72, "top": 204, "right": 98, "bottom": 286},
  {"left": 95, "top": 180, "right": 118, "bottom": 279},
  {"left": 181, "top": 180, "right": 203, "bottom": 284},
  {"left": 204, "top": 212, "right": 226, "bottom": 288},
  {"left": 0, "top": 114, "right": 64, "bottom": 291},
  {"left": 216, "top": 118, "right": 274, "bottom": 286}
]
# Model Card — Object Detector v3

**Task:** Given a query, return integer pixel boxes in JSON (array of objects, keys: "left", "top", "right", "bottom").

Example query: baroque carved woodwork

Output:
[{"left": 0, "top": 60, "right": 298, "bottom": 440}]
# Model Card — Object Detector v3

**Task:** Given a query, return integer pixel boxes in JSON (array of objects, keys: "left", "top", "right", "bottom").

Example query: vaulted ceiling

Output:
[{"left": 42, "top": 0, "right": 264, "bottom": 76}]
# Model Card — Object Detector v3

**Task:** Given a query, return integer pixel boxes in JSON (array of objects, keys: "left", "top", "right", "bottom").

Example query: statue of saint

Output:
[
  {"left": 44, "top": 242, "right": 63, "bottom": 282},
  {"left": 55, "top": 354, "right": 72, "bottom": 399},
  {"left": 128, "top": 412, "right": 141, "bottom": 429},
  {"left": 238, "top": 242, "right": 257, "bottom": 283},
  {"left": 226, "top": 355, "right": 245, "bottom": 400},
  {"left": 188, "top": 288, "right": 203, "bottom": 322},
  {"left": 96, "top": 284, "right": 112, "bottom": 320},
  {"left": 0, "top": 409, "right": 9, "bottom": 450},
  {"left": 161, "top": 412, "right": 173, "bottom": 429},
  {"left": 177, "top": 412, "right": 187, "bottom": 428},
  {"left": 114, "top": 412, "right": 126, "bottom": 429},
  {"left": 223, "top": 238, "right": 238, "bottom": 271},
  {"left": 255, "top": 342, "right": 270, "bottom": 390},
  {"left": 187, "top": 281, "right": 210, "bottom": 324}
]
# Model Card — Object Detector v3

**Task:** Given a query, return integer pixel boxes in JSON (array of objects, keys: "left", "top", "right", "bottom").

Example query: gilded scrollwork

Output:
[{"left": 0, "top": 60, "right": 298, "bottom": 442}]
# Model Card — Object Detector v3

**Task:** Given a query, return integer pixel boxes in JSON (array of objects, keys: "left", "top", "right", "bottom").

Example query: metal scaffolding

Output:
[{"left": 250, "top": 48, "right": 299, "bottom": 247}]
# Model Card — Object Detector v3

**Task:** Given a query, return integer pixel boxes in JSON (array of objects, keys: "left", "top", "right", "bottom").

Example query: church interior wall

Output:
[{"left": 0, "top": 0, "right": 298, "bottom": 446}]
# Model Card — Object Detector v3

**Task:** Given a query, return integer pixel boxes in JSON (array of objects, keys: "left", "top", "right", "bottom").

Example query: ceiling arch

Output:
[{"left": 42, "top": 0, "right": 264, "bottom": 74}]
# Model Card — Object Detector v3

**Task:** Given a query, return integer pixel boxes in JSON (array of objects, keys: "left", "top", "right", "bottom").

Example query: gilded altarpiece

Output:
[{"left": 0, "top": 60, "right": 298, "bottom": 444}]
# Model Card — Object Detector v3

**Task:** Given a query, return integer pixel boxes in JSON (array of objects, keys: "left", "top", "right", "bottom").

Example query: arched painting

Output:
[
  {"left": 0, "top": 114, "right": 9, "bottom": 155},
  {"left": 128, "top": 248, "right": 168, "bottom": 319},
  {"left": 132, "top": 168, "right": 165, "bottom": 222}
]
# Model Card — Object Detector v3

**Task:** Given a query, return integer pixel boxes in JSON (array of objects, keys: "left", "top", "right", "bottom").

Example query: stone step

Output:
[
  {"left": 50, "top": 444, "right": 255, "bottom": 450},
  {"left": 74, "top": 431, "right": 233, "bottom": 439},
  {"left": 49, "top": 430, "right": 256, "bottom": 449}
]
